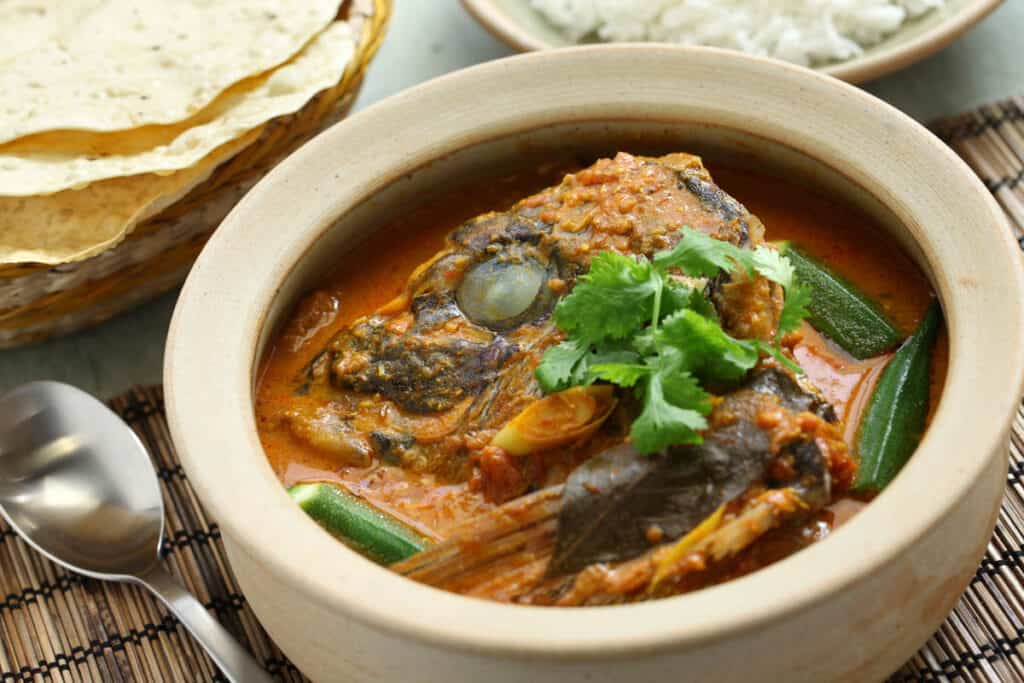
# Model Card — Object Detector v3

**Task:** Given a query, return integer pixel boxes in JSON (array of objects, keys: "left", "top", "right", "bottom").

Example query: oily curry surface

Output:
[{"left": 256, "top": 153, "right": 946, "bottom": 583}]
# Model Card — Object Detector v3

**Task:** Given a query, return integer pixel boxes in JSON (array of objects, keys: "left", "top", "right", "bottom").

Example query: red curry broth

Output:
[{"left": 255, "top": 158, "right": 946, "bottom": 539}]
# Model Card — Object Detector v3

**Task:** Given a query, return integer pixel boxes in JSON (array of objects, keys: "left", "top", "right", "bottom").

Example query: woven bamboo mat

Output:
[
  {"left": 0, "top": 387, "right": 305, "bottom": 683},
  {"left": 1, "top": 99, "right": 1024, "bottom": 682},
  {"left": 890, "top": 97, "right": 1024, "bottom": 682}
]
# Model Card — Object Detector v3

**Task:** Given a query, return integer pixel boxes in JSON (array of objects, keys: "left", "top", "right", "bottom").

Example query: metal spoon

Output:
[{"left": 0, "top": 381, "right": 273, "bottom": 683}]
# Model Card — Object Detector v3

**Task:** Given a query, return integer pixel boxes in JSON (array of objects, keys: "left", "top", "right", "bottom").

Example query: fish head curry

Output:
[{"left": 256, "top": 151, "right": 943, "bottom": 605}]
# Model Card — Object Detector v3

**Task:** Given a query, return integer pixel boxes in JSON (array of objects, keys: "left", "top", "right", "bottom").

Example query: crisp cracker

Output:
[
  {"left": 0, "top": 22, "right": 355, "bottom": 196},
  {"left": 0, "top": 129, "right": 261, "bottom": 265},
  {"left": 0, "top": 0, "right": 341, "bottom": 143}
]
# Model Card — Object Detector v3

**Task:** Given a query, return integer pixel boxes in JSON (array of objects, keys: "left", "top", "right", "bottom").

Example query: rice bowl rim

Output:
[
  {"left": 166, "top": 44, "right": 1024, "bottom": 658},
  {"left": 459, "top": 0, "right": 1005, "bottom": 84}
]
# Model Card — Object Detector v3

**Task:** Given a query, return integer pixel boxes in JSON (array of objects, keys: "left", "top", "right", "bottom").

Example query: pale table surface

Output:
[{"left": 3, "top": 0, "right": 1022, "bottom": 398}]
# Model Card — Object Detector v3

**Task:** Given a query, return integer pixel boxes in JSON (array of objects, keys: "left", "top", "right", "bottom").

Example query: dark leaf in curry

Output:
[
  {"left": 547, "top": 368, "right": 835, "bottom": 577},
  {"left": 548, "top": 434, "right": 770, "bottom": 577}
]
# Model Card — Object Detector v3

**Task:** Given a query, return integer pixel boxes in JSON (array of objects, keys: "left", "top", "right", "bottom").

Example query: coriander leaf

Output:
[
  {"left": 660, "top": 371, "right": 714, "bottom": 416},
  {"left": 631, "top": 373, "right": 708, "bottom": 453},
  {"left": 751, "top": 245, "right": 795, "bottom": 289},
  {"left": 537, "top": 241, "right": 813, "bottom": 452},
  {"left": 553, "top": 252, "right": 659, "bottom": 342},
  {"left": 661, "top": 278, "right": 719, "bottom": 321},
  {"left": 689, "top": 287, "right": 720, "bottom": 321},
  {"left": 589, "top": 349, "right": 644, "bottom": 366},
  {"left": 749, "top": 245, "right": 809, "bottom": 370},
  {"left": 657, "top": 309, "right": 759, "bottom": 384},
  {"left": 654, "top": 227, "right": 752, "bottom": 279},
  {"left": 586, "top": 349, "right": 646, "bottom": 387},
  {"left": 588, "top": 363, "right": 649, "bottom": 388},
  {"left": 777, "top": 282, "right": 812, "bottom": 338},
  {"left": 535, "top": 340, "right": 588, "bottom": 393},
  {"left": 649, "top": 343, "right": 686, "bottom": 374},
  {"left": 629, "top": 328, "right": 658, "bottom": 357}
]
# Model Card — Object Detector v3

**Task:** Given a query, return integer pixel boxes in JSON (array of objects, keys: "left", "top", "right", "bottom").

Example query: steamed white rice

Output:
[{"left": 530, "top": 0, "right": 945, "bottom": 67}]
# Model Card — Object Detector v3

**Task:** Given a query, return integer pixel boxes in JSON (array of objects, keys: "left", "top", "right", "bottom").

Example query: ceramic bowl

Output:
[
  {"left": 460, "top": 0, "right": 1004, "bottom": 83},
  {"left": 165, "top": 46, "right": 1024, "bottom": 682}
]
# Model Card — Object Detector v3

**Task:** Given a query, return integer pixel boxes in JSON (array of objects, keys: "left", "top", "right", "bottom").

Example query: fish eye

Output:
[{"left": 456, "top": 256, "right": 551, "bottom": 330}]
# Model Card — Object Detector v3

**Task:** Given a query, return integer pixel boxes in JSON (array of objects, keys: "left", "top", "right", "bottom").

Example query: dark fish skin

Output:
[
  {"left": 291, "top": 152, "right": 785, "bottom": 475},
  {"left": 744, "top": 366, "right": 839, "bottom": 423},
  {"left": 680, "top": 173, "right": 749, "bottom": 242},
  {"left": 331, "top": 319, "right": 517, "bottom": 414}
]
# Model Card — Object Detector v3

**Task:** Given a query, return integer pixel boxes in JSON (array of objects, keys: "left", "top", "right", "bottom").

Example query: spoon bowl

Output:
[
  {"left": 0, "top": 382, "right": 163, "bottom": 578},
  {"left": 0, "top": 381, "right": 271, "bottom": 683}
]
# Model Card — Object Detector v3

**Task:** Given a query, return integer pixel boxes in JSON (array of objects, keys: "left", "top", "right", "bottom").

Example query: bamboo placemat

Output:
[
  {"left": 0, "top": 387, "right": 305, "bottom": 683},
  {"left": 890, "top": 97, "right": 1024, "bottom": 682},
  {"left": 1, "top": 98, "right": 1024, "bottom": 682}
]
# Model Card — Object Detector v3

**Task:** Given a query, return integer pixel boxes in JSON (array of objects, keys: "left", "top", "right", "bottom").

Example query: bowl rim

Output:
[
  {"left": 165, "top": 44, "right": 1024, "bottom": 659},
  {"left": 458, "top": 0, "right": 1004, "bottom": 84}
]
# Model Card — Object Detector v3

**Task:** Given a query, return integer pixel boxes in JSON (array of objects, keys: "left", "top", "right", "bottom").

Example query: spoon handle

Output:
[{"left": 140, "top": 564, "right": 275, "bottom": 683}]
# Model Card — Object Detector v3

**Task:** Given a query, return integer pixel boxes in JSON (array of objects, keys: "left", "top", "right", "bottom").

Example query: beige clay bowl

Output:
[
  {"left": 461, "top": 0, "right": 1004, "bottom": 83},
  {"left": 165, "top": 46, "right": 1024, "bottom": 682}
]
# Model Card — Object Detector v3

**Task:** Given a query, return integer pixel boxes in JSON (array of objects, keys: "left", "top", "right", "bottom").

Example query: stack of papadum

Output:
[{"left": 0, "top": 0, "right": 358, "bottom": 265}]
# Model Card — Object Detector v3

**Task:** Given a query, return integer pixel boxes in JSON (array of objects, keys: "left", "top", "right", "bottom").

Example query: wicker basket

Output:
[{"left": 0, "top": 0, "right": 391, "bottom": 348}]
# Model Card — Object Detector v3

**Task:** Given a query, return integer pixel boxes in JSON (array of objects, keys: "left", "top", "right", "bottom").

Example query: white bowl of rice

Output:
[{"left": 461, "top": 0, "right": 1003, "bottom": 82}]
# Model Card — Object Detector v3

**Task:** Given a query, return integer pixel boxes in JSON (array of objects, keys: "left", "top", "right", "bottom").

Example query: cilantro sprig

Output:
[{"left": 535, "top": 228, "right": 809, "bottom": 453}]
